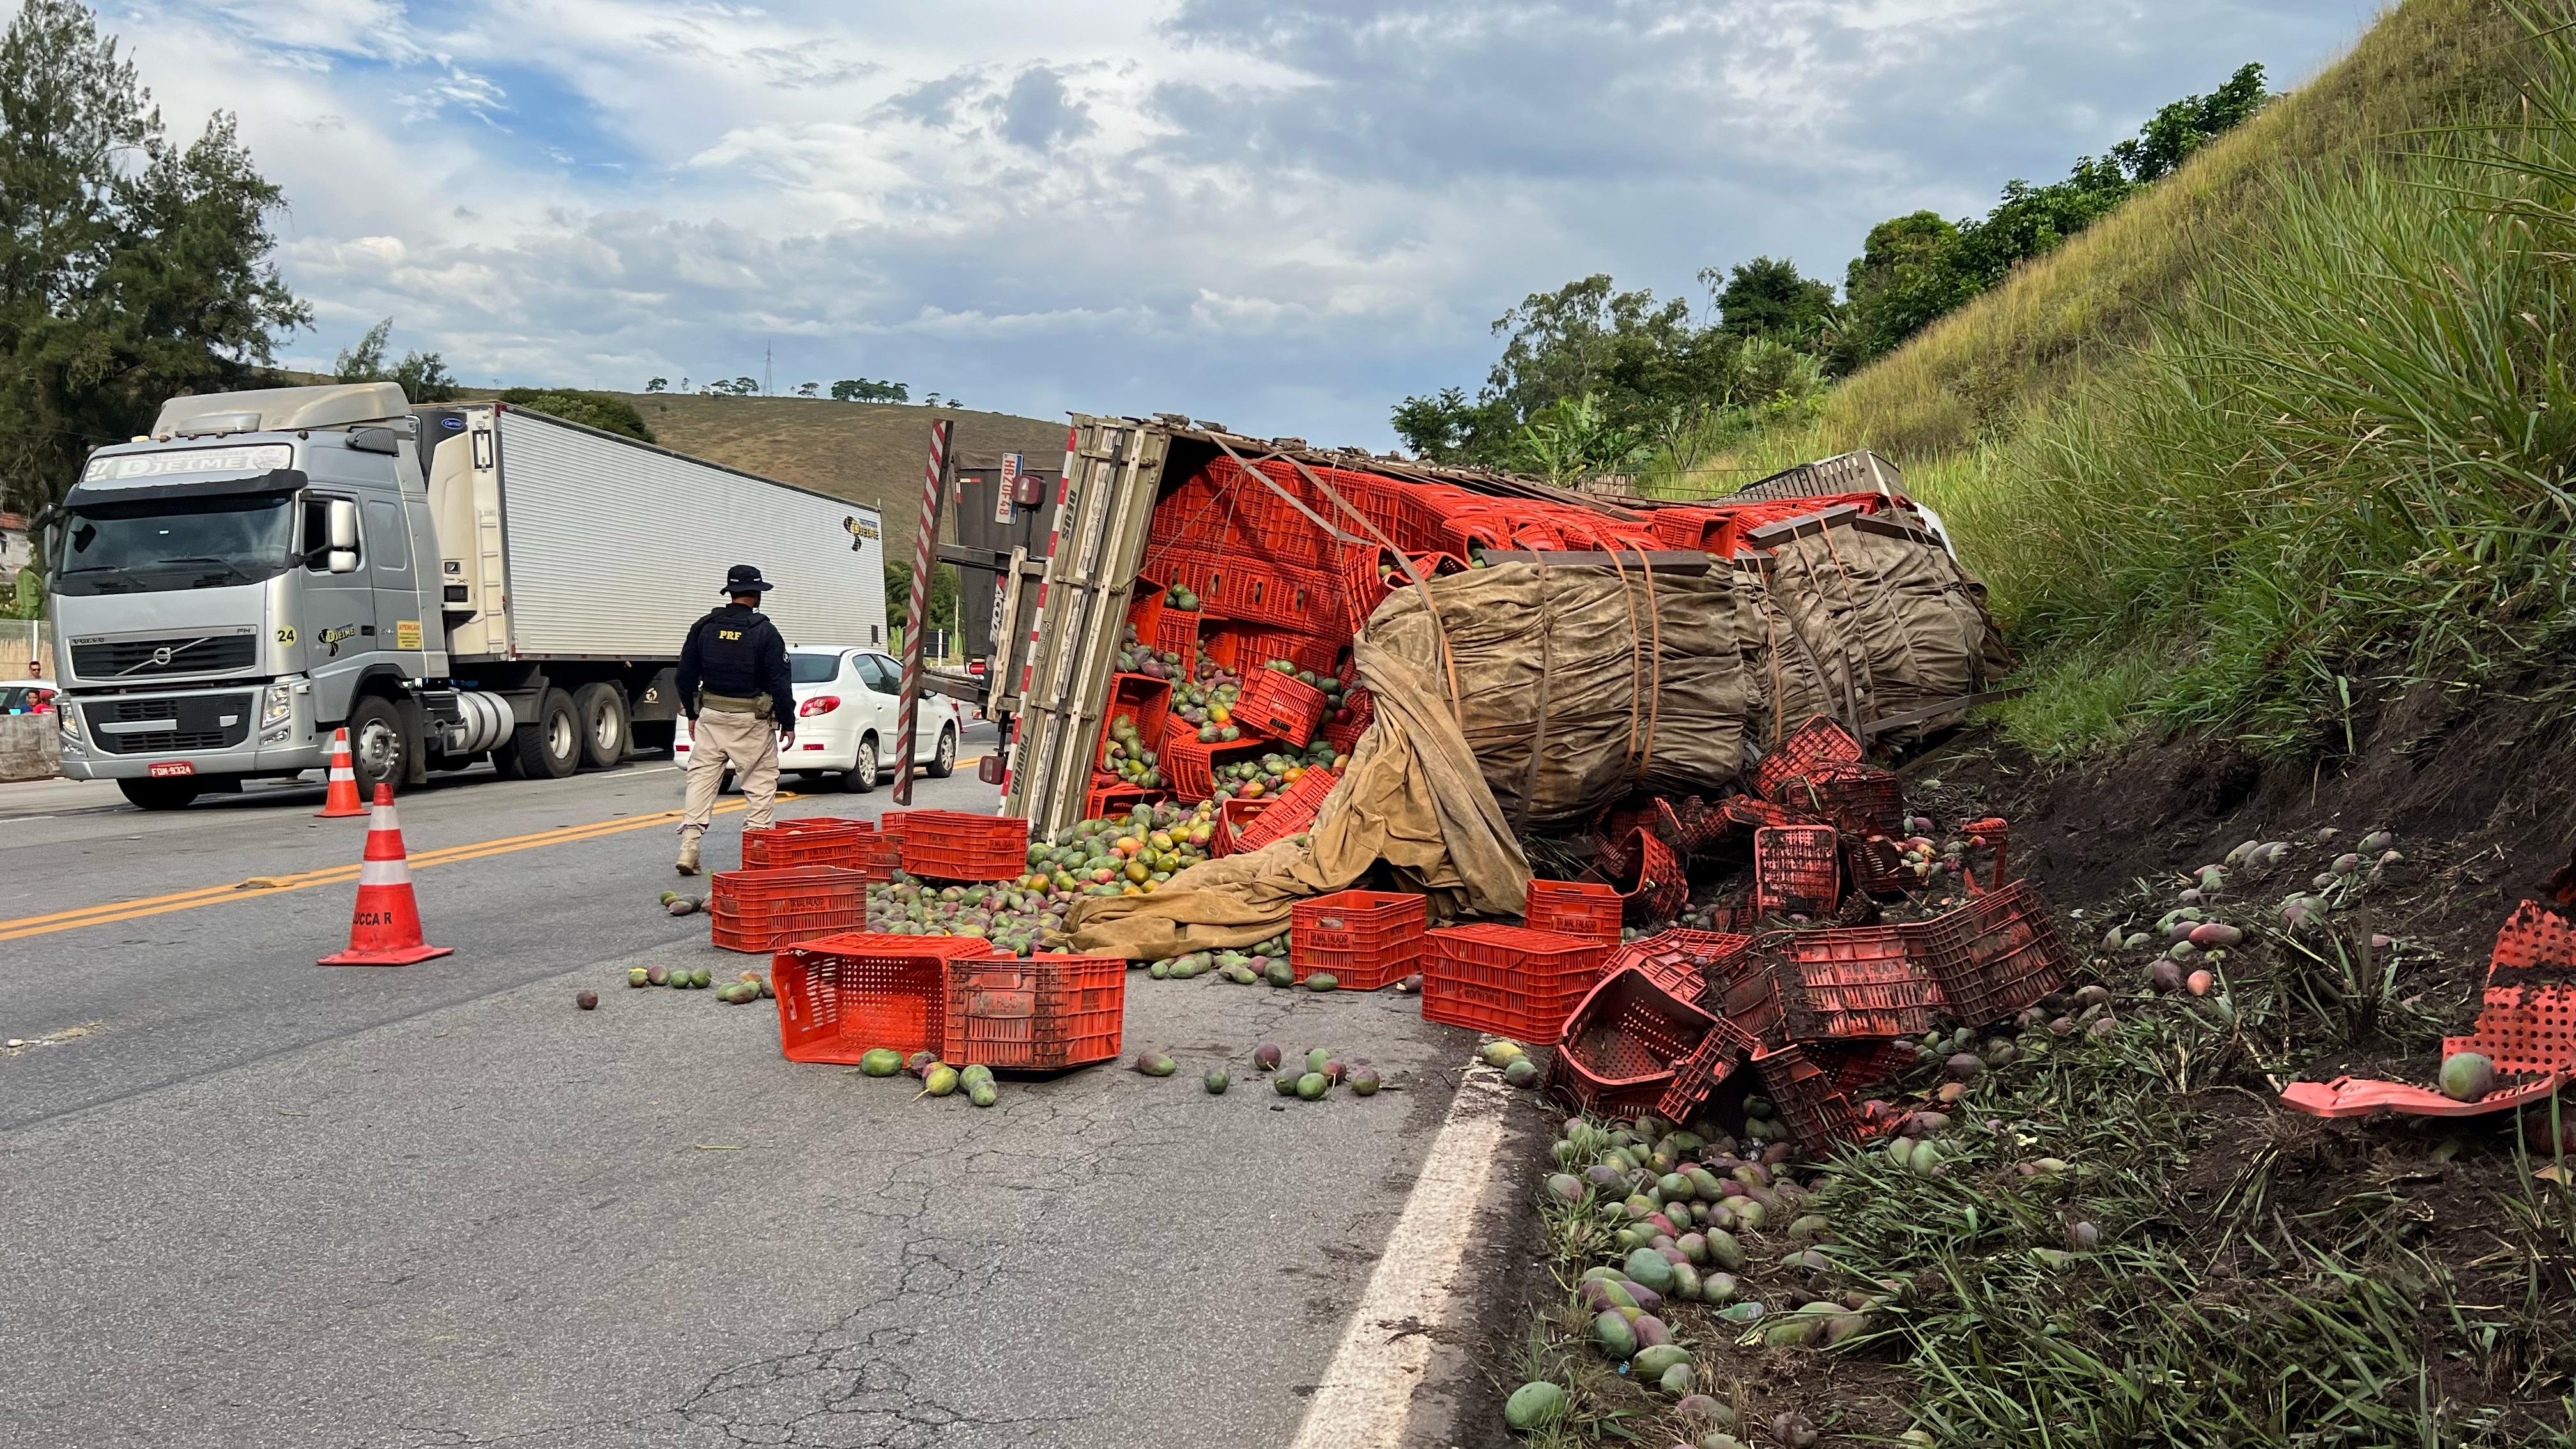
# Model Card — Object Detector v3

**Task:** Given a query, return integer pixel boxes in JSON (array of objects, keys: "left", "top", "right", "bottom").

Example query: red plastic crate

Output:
[
  {"left": 1209, "top": 795, "right": 1271, "bottom": 857},
  {"left": 1609, "top": 929, "right": 1754, "bottom": 1002},
  {"left": 1234, "top": 667, "right": 1328, "bottom": 747},
  {"left": 1706, "top": 944, "right": 1786, "bottom": 1042},
  {"left": 1657, "top": 1017, "right": 1759, "bottom": 1123},
  {"left": 1125, "top": 579, "right": 1167, "bottom": 647},
  {"left": 742, "top": 818, "right": 877, "bottom": 870},
  {"left": 1751, "top": 1043, "right": 1866, "bottom": 1151},
  {"left": 1526, "top": 879, "right": 1623, "bottom": 940},
  {"left": 1809, "top": 1039, "right": 1918, "bottom": 1096},
  {"left": 1084, "top": 776, "right": 1157, "bottom": 827},
  {"left": 712, "top": 901, "right": 867, "bottom": 953},
  {"left": 897, "top": 811, "right": 1031, "bottom": 882},
  {"left": 770, "top": 933, "right": 995, "bottom": 1062},
  {"left": 1915, "top": 880, "right": 2073, "bottom": 1025},
  {"left": 1162, "top": 732, "right": 1272, "bottom": 801},
  {"left": 1231, "top": 766, "right": 1338, "bottom": 854},
  {"left": 1104, "top": 673, "right": 1172, "bottom": 753},
  {"left": 942, "top": 952, "right": 1126, "bottom": 1070},
  {"left": 1755, "top": 825, "right": 1843, "bottom": 915},
  {"left": 1752, "top": 716, "right": 1864, "bottom": 797},
  {"left": 1322, "top": 687, "right": 1374, "bottom": 754},
  {"left": 1291, "top": 888, "right": 1427, "bottom": 989},
  {"left": 1153, "top": 608, "right": 1201, "bottom": 657},
  {"left": 1770, "top": 927, "right": 1943, "bottom": 1039},
  {"left": 711, "top": 864, "right": 869, "bottom": 911},
  {"left": 2490, "top": 900, "right": 2576, "bottom": 984},
  {"left": 1157, "top": 549, "right": 1344, "bottom": 633},
  {"left": 1845, "top": 834, "right": 1915, "bottom": 899},
  {"left": 1422, "top": 924, "right": 1613, "bottom": 1045},
  {"left": 1609, "top": 827, "right": 1687, "bottom": 921},
  {"left": 847, "top": 832, "right": 902, "bottom": 882},
  {"left": 1548, "top": 967, "right": 1724, "bottom": 1121},
  {"left": 1204, "top": 625, "right": 1346, "bottom": 680},
  {"left": 1774, "top": 763, "right": 1904, "bottom": 838}
]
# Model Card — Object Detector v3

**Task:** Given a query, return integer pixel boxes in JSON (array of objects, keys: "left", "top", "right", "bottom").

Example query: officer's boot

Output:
[{"left": 675, "top": 831, "right": 702, "bottom": 877}]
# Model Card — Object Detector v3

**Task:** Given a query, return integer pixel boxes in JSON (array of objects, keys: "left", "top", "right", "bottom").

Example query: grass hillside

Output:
[
  {"left": 1712, "top": 0, "right": 2573, "bottom": 762},
  {"left": 610, "top": 394, "right": 1068, "bottom": 578}
]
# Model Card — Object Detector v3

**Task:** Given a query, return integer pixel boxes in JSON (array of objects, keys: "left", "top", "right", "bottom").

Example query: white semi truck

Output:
[{"left": 43, "top": 383, "right": 886, "bottom": 809}]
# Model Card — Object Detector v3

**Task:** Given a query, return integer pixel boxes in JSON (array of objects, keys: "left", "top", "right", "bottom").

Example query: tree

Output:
[
  {"left": 0, "top": 0, "right": 309, "bottom": 519},
  {"left": 831, "top": 378, "right": 910, "bottom": 402},
  {"left": 1710, "top": 257, "right": 1836, "bottom": 344},
  {"left": 883, "top": 559, "right": 956, "bottom": 634},
  {"left": 496, "top": 388, "right": 655, "bottom": 443},
  {"left": 643, "top": 376, "right": 667, "bottom": 393},
  {"left": 1832, "top": 211, "right": 1963, "bottom": 371},
  {"left": 2112, "top": 62, "right": 2269, "bottom": 183},
  {"left": 795, "top": 380, "right": 818, "bottom": 397},
  {"left": 332, "top": 316, "right": 456, "bottom": 402}
]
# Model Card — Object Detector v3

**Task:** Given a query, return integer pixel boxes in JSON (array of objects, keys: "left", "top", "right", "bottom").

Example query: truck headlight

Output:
[
  {"left": 58, "top": 709, "right": 82, "bottom": 751},
  {"left": 261, "top": 684, "right": 295, "bottom": 730}
]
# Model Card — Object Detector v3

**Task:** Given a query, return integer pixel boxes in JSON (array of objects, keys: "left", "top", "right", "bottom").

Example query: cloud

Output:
[{"left": 88, "top": 0, "right": 2361, "bottom": 445}]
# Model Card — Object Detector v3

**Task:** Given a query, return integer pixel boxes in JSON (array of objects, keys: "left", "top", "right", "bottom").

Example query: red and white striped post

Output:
[{"left": 891, "top": 418, "right": 954, "bottom": 805}]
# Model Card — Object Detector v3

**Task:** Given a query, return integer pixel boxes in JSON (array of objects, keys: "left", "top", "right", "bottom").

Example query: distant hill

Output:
[{"left": 604, "top": 394, "right": 1069, "bottom": 575}]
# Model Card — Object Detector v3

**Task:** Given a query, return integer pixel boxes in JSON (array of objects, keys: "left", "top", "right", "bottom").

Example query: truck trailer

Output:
[{"left": 44, "top": 383, "right": 886, "bottom": 809}]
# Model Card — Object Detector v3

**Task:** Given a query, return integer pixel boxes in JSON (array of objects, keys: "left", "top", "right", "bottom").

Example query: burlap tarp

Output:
[{"left": 1064, "top": 517, "right": 2000, "bottom": 958}]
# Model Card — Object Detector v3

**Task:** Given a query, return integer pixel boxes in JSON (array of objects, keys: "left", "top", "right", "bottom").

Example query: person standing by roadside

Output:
[{"left": 673, "top": 565, "right": 795, "bottom": 875}]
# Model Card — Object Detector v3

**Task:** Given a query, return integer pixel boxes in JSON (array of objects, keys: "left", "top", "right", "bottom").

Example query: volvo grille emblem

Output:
[{"left": 148, "top": 647, "right": 174, "bottom": 666}]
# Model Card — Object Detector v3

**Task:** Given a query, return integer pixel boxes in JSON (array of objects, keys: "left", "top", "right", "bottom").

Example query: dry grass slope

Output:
[{"left": 607, "top": 394, "right": 1068, "bottom": 573}]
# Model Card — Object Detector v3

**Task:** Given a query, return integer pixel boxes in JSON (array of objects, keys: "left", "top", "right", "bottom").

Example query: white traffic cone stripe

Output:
[
  {"left": 371, "top": 803, "right": 401, "bottom": 830},
  {"left": 357, "top": 858, "right": 413, "bottom": 887},
  {"left": 328, "top": 762, "right": 355, "bottom": 780}
]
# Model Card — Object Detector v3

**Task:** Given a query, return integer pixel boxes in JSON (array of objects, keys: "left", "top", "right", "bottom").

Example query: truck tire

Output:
[
  {"left": 572, "top": 682, "right": 627, "bottom": 770},
  {"left": 117, "top": 777, "right": 204, "bottom": 811},
  {"left": 504, "top": 687, "right": 581, "bottom": 780},
  {"left": 926, "top": 724, "right": 958, "bottom": 779},
  {"left": 346, "top": 695, "right": 408, "bottom": 796}
]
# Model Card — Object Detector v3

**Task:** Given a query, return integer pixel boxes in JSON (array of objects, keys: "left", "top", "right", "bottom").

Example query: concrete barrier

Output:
[{"left": 1, "top": 714, "right": 60, "bottom": 783}]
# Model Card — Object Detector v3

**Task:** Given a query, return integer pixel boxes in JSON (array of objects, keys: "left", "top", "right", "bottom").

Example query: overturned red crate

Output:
[
  {"left": 1291, "top": 888, "right": 1427, "bottom": 989},
  {"left": 1548, "top": 967, "right": 1725, "bottom": 1121},
  {"left": 1233, "top": 666, "right": 1328, "bottom": 747},
  {"left": 1422, "top": 924, "right": 1612, "bottom": 1045},
  {"left": 770, "top": 932, "right": 995, "bottom": 1062},
  {"left": 1656, "top": 1016, "right": 1759, "bottom": 1123},
  {"left": 1162, "top": 732, "right": 1271, "bottom": 801},
  {"left": 1323, "top": 687, "right": 1374, "bottom": 755},
  {"left": 742, "top": 817, "right": 877, "bottom": 870},
  {"left": 1611, "top": 827, "right": 1687, "bottom": 921},
  {"left": 1771, "top": 927, "right": 1944, "bottom": 1039},
  {"left": 1209, "top": 795, "right": 1271, "bottom": 857},
  {"left": 898, "top": 810, "right": 1031, "bottom": 882},
  {"left": 942, "top": 952, "right": 1126, "bottom": 1070},
  {"left": 1754, "top": 825, "right": 1842, "bottom": 916},
  {"left": 1526, "top": 878, "right": 1623, "bottom": 940},
  {"left": 1104, "top": 673, "right": 1172, "bottom": 753},
  {"left": 709, "top": 865, "right": 869, "bottom": 953},
  {"left": 1845, "top": 834, "right": 1915, "bottom": 899},
  {"left": 1084, "top": 776, "right": 1157, "bottom": 825},
  {"left": 1917, "top": 880, "right": 2073, "bottom": 1025},
  {"left": 1775, "top": 763, "right": 1905, "bottom": 838},
  {"left": 1231, "top": 766, "right": 1339, "bottom": 854},
  {"left": 1611, "top": 928, "right": 1755, "bottom": 1001},
  {"left": 1752, "top": 716, "right": 1863, "bottom": 797}
]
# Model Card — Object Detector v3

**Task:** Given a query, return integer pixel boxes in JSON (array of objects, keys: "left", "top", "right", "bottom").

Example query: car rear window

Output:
[{"left": 789, "top": 653, "right": 841, "bottom": 685}]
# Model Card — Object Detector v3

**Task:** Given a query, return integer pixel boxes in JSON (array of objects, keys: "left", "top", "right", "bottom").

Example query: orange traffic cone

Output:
[
  {"left": 320, "top": 784, "right": 454, "bottom": 966},
  {"left": 315, "top": 727, "right": 367, "bottom": 818}
]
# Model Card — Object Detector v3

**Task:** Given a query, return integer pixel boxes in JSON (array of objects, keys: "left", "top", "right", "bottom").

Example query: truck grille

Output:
[
  {"left": 72, "top": 634, "right": 256, "bottom": 679},
  {"left": 84, "top": 694, "right": 254, "bottom": 755}
]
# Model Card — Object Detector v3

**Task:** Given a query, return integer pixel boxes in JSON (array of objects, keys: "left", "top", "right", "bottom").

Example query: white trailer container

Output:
[{"left": 430, "top": 404, "right": 887, "bottom": 662}]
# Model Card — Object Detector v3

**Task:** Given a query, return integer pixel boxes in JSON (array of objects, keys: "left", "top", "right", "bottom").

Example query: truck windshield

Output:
[{"left": 53, "top": 493, "right": 298, "bottom": 596}]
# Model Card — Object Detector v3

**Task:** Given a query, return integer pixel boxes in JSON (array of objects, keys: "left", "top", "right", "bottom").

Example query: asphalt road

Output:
[{"left": 0, "top": 729, "right": 1500, "bottom": 1448}]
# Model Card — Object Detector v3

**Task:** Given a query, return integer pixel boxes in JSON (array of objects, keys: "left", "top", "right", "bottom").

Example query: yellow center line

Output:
[{"left": 0, "top": 792, "right": 800, "bottom": 944}]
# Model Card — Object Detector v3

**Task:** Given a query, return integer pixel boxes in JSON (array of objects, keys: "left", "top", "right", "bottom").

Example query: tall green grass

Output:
[{"left": 1931, "top": 45, "right": 2576, "bottom": 756}]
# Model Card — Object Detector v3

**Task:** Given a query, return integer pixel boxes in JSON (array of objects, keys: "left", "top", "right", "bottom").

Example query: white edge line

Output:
[{"left": 1287, "top": 1064, "right": 1515, "bottom": 1449}]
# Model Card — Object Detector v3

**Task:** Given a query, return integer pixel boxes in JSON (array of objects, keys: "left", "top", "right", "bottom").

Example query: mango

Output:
[
  {"left": 1623, "top": 1246, "right": 1676, "bottom": 1292},
  {"left": 1503, "top": 1381, "right": 1567, "bottom": 1431},
  {"left": 1591, "top": 1310, "right": 1637, "bottom": 1360},
  {"left": 923, "top": 1064, "right": 958, "bottom": 1097},
  {"left": 1204, "top": 1069, "right": 1230, "bottom": 1095},
  {"left": 1632, "top": 1344, "right": 1689, "bottom": 1377},
  {"left": 1296, "top": 1072, "right": 1328, "bottom": 1100}
]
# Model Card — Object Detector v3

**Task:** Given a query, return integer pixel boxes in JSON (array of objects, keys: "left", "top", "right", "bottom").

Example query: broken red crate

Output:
[
  {"left": 898, "top": 810, "right": 1031, "bottom": 882},
  {"left": 1752, "top": 716, "right": 1863, "bottom": 797},
  {"left": 1291, "top": 888, "right": 1427, "bottom": 990},
  {"left": 1610, "top": 827, "right": 1689, "bottom": 921},
  {"left": 1548, "top": 967, "right": 1726, "bottom": 1120},
  {"left": 1526, "top": 878, "right": 1623, "bottom": 940},
  {"left": 1161, "top": 732, "right": 1272, "bottom": 801},
  {"left": 1774, "top": 762, "right": 1905, "bottom": 838},
  {"left": 1916, "top": 880, "right": 2073, "bottom": 1025},
  {"left": 1844, "top": 834, "right": 1915, "bottom": 899},
  {"left": 1322, "top": 687, "right": 1373, "bottom": 754},
  {"left": 1655, "top": 1017, "right": 1760, "bottom": 1123},
  {"left": 1422, "top": 924, "right": 1612, "bottom": 1045},
  {"left": 942, "top": 952, "right": 1126, "bottom": 1070},
  {"left": 1750, "top": 1042, "right": 1866, "bottom": 1151},
  {"left": 1770, "top": 927, "right": 1944, "bottom": 1040},
  {"left": 1754, "top": 825, "right": 1842, "bottom": 915},
  {"left": 1233, "top": 666, "right": 1328, "bottom": 747},
  {"left": 1609, "top": 928, "right": 1754, "bottom": 1001},
  {"left": 770, "top": 932, "right": 996, "bottom": 1062}
]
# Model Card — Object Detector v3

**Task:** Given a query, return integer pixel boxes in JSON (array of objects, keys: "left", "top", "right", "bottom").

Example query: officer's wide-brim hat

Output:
[{"left": 723, "top": 564, "right": 775, "bottom": 594}]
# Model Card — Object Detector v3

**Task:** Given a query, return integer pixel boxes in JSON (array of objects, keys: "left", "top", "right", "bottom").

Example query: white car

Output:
[{"left": 677, "top": 647, "right": 965, "bottom": 793}]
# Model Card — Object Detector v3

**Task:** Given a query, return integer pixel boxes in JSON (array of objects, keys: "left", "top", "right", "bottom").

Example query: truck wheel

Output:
[
  {"left": 572, "top": 682, "right": 627, "bottom": 770},
  {"left": 846, "top": 736, "right": 880, "bottom": 793},
  {"left": 346, "top": 695, "right": 408, "bottom": 795},
  {"left": 505, "top": 687, "right": 581, "bottom": 779},
  {"left": 927, "top": 724, "right": 958, "bottom": 779},
  {"left": 117, "top": 777, "right": 204, "bottom": 810}
]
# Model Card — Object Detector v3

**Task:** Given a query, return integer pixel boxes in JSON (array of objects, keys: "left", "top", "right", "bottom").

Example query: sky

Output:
[{"left": 86, "top": 0, "right": 2370, "bottom": 448}]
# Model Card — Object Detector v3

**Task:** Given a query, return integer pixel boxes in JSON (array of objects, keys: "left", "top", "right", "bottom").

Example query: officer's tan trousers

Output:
[{"left": 679, "top": 709, "right": 779, "bottom": 838}]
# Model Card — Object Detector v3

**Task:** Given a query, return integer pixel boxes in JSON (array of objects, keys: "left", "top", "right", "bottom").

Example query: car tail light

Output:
[{"left": 799, "top": 695, "right": 840, "bottom": 717}]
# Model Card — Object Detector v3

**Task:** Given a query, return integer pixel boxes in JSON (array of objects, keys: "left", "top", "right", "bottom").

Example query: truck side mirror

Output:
[
  {"left": 327, "top": 498, "right": 359, "bottom": 550},
  {"left": 326, "top": 549, "right": 359, "bottom": 574}
]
